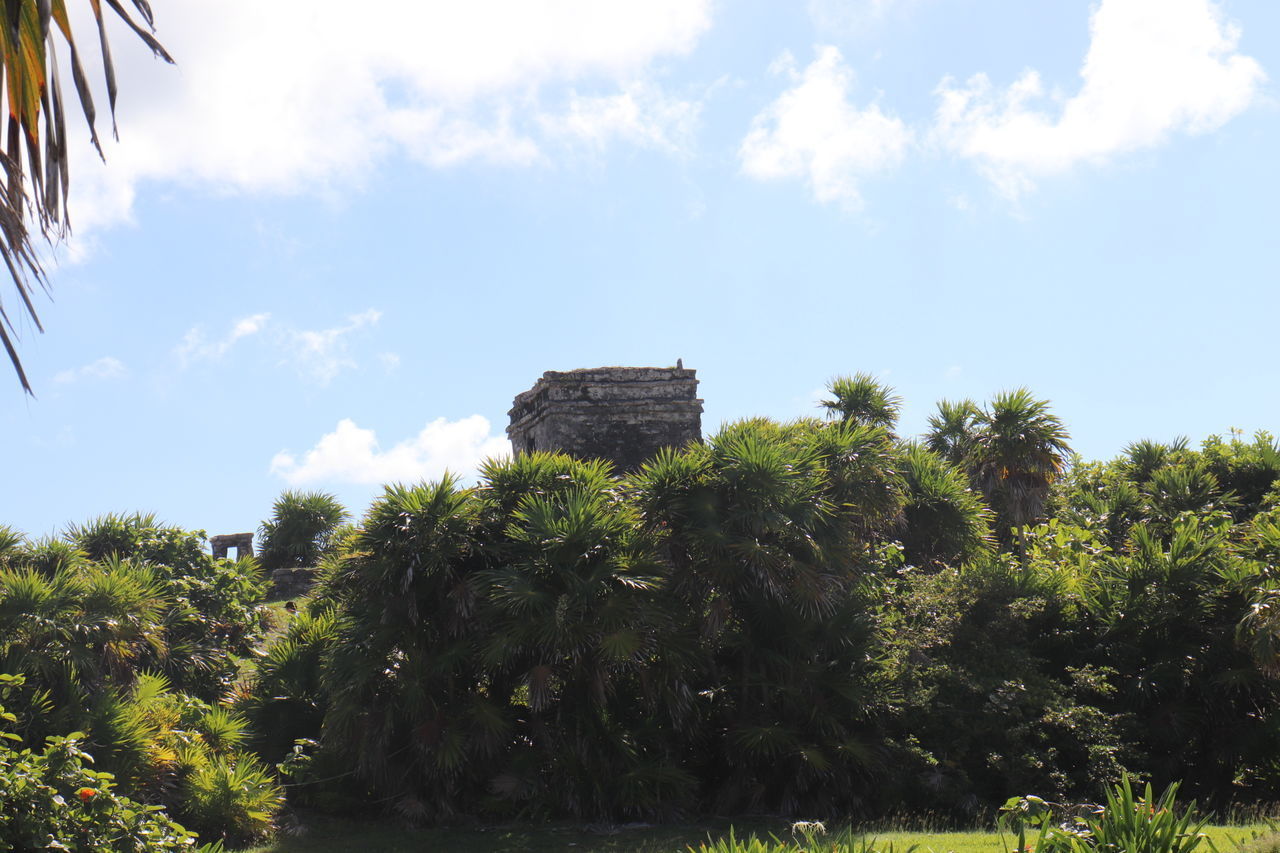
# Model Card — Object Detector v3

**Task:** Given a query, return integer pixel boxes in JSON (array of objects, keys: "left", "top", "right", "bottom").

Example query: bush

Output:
[
  {"left": 0, "top": 674, "right": 214, "bottom": 853},
  {"left": 176, "top": 755, "right": 282, "bottom": 847},
  {"left": 998, "top": 777, "right": 1210, "bottom": 853},
  {"left": 257, "top": 491, "right": 349, "bottom": 569}
]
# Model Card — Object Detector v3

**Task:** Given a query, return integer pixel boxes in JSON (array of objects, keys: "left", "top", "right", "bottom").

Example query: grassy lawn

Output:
[{"left": 243, "top": 816, "right": 1271, "bottom": 853}]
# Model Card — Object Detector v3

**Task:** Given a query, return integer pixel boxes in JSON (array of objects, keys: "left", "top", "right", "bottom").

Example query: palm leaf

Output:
[{"left": 0, "top": 0, "right": 171, "bottom": 393}]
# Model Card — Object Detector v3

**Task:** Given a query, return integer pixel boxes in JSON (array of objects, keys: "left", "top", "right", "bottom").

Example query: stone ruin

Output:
[
  {"left": 209, "top": 532, "right": 253, "bottom": 561},
  {"left": 209, "top": 531, "right": 315, "bottom": 599},
  {"left": 210, "top": 365, "right": 703, "bottom": 598},
  {"left": 507, "top": 364, "right": 704, "bottom": 471}
]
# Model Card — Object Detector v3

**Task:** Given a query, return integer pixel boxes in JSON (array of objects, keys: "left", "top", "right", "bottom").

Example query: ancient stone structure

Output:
[
  {"left": 270, "top": 567, "right": 316, "bottom": 599},
  {"left": 507, "top": 365, "right": 703, "bottom": 471},
  {"left": 209, "top": 532, "right": 254, "bottom": 561}
]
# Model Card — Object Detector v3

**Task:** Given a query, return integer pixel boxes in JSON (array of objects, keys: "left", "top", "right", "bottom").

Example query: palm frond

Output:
[{"left": 1, "top": 0, "right": 171, "bottom": 393}]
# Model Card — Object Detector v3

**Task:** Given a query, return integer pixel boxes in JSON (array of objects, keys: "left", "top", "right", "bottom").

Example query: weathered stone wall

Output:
[
  {"left": 507, "top": 366, "right": 703, "bottom": 471},
  {"left": 209, "top": 532, "right": 254, "bottom": 561},
  {"left": 271, "top": 567, "right": 316, "bottom": 599}
]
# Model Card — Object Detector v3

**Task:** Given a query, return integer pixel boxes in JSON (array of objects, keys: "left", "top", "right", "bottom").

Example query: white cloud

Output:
[
  {"left": 284, "top": 309, "right": 382, "bottom": 385},
  {"left": 175, "top": 312, "right": 270, "bottom": 366},
  {"left": 739, "top": 47, "right": 911, "bottom": 208},
  {"left": 808, "top": 0, "right": 920, "bottom": 35},
  {"left": 65, "top": 1, "right": 713, "bottom": 232},
  {"left": 541, "top": 82, "right": 701, "bottom": 153},
  {"left": 53, "top": 356, "right": 128, "bottom": 384},
  {"left": 935, "top": 0, "right": 1266, "bottom": 197},
  {"left": 271, "top": 416, "right": 511, "bottom": 486},
  {"left": 171, "top": 309, "right": 383, "bottom": 382}
]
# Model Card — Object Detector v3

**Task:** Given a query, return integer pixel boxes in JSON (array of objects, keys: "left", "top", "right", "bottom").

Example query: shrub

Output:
[
  {"left": 998, "top": 777, "right": 1210, "bottom": 853},
  {"left": 691, "top": 827, "right": 916, "bottom": 853},
  {"left": 0, "top": 674, "right": 214, "bottom": 853},
  {"left": 177, "top": 755, "right": 282, "bottom": 847},
  {"left": 257, "top": 491, "right": 349, "bottom": 569}
]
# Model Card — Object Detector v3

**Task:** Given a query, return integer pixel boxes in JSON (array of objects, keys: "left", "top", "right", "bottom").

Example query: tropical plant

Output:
[
  {"left": 692, "top": 826, "right": 916, "bottom": 853},
  {"left": 821, "top": 373, "right": 902, "bottom": 430},
  {"left": 242, "top": 608, "right": 338, "bottom": 762},
  {"left": 0, "top": 674, "right": 214, "bottom": 853},
  {"left": 635, "top": 420, "right": 898, "bottom": 815},
  {"left": 318, "top": 475, "right": 499, "bottom": 819},
  {"left": 1199, "top": 431, "right": 1280, "bottom": 518},
  {"left": 0, "top": 524, "right": 23, "bottom": 561},
  {"left": 1120, "top": 438, "right": 1190, "bottom": 485},
  {"left": 1, "top": 0, "right": 172, "bottom": 393},
  {"left": 176, "top": 755, "right": 282, "bottom": 847},
  {"left": 997, "top": 777, "right": 1210, "bottom": 853},
  {"left": 257, "top": 490, "right": 349, "bottom": 569},
  {"left": 881, "top": 554, "right": 1123, "bottom": 810},
  {"left": 968, "top": 389, "right": 1072, "bottom": 551},
  {"left": 925, "top": 399, "right": 980, "bottom": 468},
  {"left": 897, "top": 443, "right": 991, "bottom": 567}
]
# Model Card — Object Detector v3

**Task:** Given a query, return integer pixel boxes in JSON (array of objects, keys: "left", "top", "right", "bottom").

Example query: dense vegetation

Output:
[
  {"left": 0, "top": 514, "right": 280, "bottom": 848},
  {"left": 5, "top": 376, "right": 1280, "bottom": 848}
]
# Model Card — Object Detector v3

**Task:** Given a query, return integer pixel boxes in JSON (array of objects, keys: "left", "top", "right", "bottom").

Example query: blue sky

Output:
[{"left": 2, "top": 0, "right": 1278, "bottom": 540}]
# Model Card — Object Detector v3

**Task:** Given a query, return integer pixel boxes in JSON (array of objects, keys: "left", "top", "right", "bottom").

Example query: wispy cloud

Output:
[
  {"left": 739, "top": 47, "right": 910, "bottom": 208},
  {"left": 934, "top": 0, "right": 1265, "bottom": 197},
  {"left": 175, "top": 313, "right": 270, "bottom": 366},
  {"left": 171, "top": 309, "right": 384, "bottom": 384},
  {"left": 282, "top": 309, "right": 382, "bottom": 385},
  {"left": 270, "top": 416, "right": 511, "bottom": 486},
  {"left": 541, "top": 82, "right": 702, "bottom": 154},
  {"left": 53, "top": 356, "right": 128, "bottom": 384}
]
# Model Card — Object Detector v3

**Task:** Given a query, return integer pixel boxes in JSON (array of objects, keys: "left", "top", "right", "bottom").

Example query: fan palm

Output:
[
  {"left": 1121, "top": 437, "right": 1189, "bottom": 484},
  {"left": 968, "top": 389, "right": 1072, "bottom": 551},
  {"left": 320, "top": 476, "right": 503, "bottom": 818},
  {"left": 257, "top": 490, "right": 349, "bottom": 569},
  {"left": 925, "top": 398, "right": 980, "bottom": 468},
  {"left": 634, "top": 421, "right": 891, "bottom": 813},
  {"left": 475, "top": 479, "right": 693, "bottom": 818},
  {"left": 0, "top": 0, "right": 171, "bottom": 392},
  {"left": 821, "top": 373, "right": 902, "bottom": 430},
  {"left": 898, "top": 442, "right": 992, "bottom": 567}
]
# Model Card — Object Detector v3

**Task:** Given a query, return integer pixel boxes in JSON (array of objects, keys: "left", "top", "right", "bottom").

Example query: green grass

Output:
[{"left": 241, "top": 817, "right": 1272, "bottom": 853}]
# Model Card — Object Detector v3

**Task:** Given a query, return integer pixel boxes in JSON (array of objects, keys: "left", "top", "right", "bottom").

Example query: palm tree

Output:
[
  {"left": 633, "top": 420, "right": 893, "bottom": 814},
  {"left": 898, "top": 442, "right": 992, "bottom": 568},
  {"left": 968, "top": 389, "right": 1071, "bottom": 552},
  {"left": 821, "top": 373, "right": 902, "bottom": 431},
  {"left": 925, "top": 398, "right": 980, "bottom": 467},
  {"left": 257, "top": 490, "right": 349, "bottom": 569},
  {"left": 0, "top": 0, "right": 171, "bottom": 392}
]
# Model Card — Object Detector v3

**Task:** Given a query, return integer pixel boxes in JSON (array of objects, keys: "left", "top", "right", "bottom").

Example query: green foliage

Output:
[
  {"left": 898, "top": 443, "right": 992, "bottom": 567},
  {"left": 925, "top": 399, "right": 980, "bottom": 468},
  {"left": 15, "top": 382, "right": 1280, "bottom": 835},
  {"left": 178, "top": 755, "right": 282, "bottom": 846},
  {"left": 243, "top": 609, "right": 339, "bottom": 761},
  {"left": 257, "top": 491, "right": 350, "bottom": 569},
  {"left": 13, "top": 536, "right": 86, "bottom": 575},
  {"left": 0, "top": 514, "right": 280, "bottom": 844},
  {"left": 881, "top": 556, "right": 1123, "bottom": 809},
  {"left": 0, "top": 674, "right": 210, "bottom": 853},
  {"left": 998, "top": 777, "right": 1210, "bottom": 853},
  {"left": 690, "top": 826, "right": 918, "bottom": 853},
  {"left": 970, "top": 389, "right": 1072, "bottom": 541},
  {"left": 821, "top": 373, "right": 902, "bottom": 430},
  {"left": 0, "top": 525, "right": 24, "bottom": 563}
]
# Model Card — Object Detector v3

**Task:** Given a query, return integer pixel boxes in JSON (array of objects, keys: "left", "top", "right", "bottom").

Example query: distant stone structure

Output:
[
  {"left": 270, "top": 567, "right": 315, "bottom": 599},
  {"left": 507, "top": 365, "right": 703, "bottom": 471},
  {"left": 209, "top": 532, "right": 254, "bottom": 561}
]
